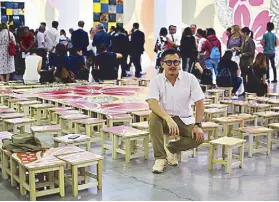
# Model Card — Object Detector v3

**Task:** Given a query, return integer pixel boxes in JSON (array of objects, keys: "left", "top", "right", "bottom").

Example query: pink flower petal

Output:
[
  {"left": 249, "top": 0, "right": 264, "bottom": 6},
  {"left": 229, "top": 0, "right": 239, "bottom": 8},
  {"left": 251, "top": 10, "right": 272, "bottom": 40},
  {"left": 234, "top": 4, "right": 251, "bottom": 27}
]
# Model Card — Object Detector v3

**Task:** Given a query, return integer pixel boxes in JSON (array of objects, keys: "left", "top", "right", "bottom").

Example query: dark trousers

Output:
[
  {"left": 37, "top": 49, "right": 47, "bottom": 70},
  {"left": 118, "top": 55, "right": 128, "bottom": 77},
  {"left": 182, "top": 57, "right": 195, "bottom": 73},
  {"left": 232, "top": 77, "right": 242, "bottom": 94},
  {"left": 265, "top": 53, "right": 277, "bottom": 81},
  {"left": 131, "top": 53, "right": 142, "bottom": 77}
]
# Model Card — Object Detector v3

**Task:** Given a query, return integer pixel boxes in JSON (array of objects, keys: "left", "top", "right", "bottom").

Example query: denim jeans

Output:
[
  {"left": 265, "top": 53, "right": 277, "bottom": 81},
  {"left": 205, "top": 58, "right": 219, "bottom": 80},
  {"left": 233, "top": 77, "right": 242, "bottom": 94}
]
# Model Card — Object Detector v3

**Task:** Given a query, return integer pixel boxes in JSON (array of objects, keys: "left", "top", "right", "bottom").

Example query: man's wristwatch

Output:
[{"left": 194, "top": 123, "right": 202, "bottom": 128}]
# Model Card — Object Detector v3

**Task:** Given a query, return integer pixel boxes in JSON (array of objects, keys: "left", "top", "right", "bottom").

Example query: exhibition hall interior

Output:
[{"left": 0, "top": 0, "right": 279, "bottom": 201}]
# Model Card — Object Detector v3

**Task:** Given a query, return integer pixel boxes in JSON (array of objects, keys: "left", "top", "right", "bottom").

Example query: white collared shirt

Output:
[
  {"left": 167, "top": 33, "right": 181, "bottom": 46},
  {"left": 46, "top": 27, "right": 60, "bottom": 52},
  {"left": 147, "top": 71, "right": 204, "bottom": 125}
]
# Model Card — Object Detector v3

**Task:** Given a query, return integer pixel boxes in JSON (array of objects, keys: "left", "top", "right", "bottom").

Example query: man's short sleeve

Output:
[
  {"left": 146, "top": 79, "right": 160, "bottom": 101},
  {"left": 190, "top": 75, "right": 204, "bottom": 102}
]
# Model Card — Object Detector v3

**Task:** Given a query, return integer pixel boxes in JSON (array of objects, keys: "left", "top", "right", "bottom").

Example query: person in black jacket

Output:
[
  {"left": 71, "top": 21, "right": 89, "bottom": 56},
  {"left": 180, "top": 27, "right": 197, "bottom": 72},
  {"left": 130, "top": 23, "right": 145, "bottom": 78},
  {"left": 93, "top": 23, "right": 111, "bottom": 54},
  {"left": 111, "top": 26, "right": 129, "bottom": 77}
]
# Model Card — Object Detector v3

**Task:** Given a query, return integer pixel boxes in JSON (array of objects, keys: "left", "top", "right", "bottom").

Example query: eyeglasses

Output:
[{"left": 162, "top": 60, "right": 181, "bottom": 66}]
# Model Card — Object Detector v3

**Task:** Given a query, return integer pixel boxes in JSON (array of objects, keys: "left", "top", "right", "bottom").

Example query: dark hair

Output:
[
  {"left": 99, "top": 44, "right": 108, "bottom": 52},
  {"left": 29, "top": 29, "right": 34, "bottom": 34},
  {"left": 52, "top": 21, "right": 59, "bottom": 29},
  {"left": 9, "top": 25, "right": 15, "bottom": 32},
  {"left": 197, "top": 28, "right": 206, "bottom": 38},
  {"left": 160, "top": 49, "right": 181, "bottom": 60},
  {"left": 182, "top": 27, "right": 192, "bottom": 36},
  {"left": 241, "top": 27, "right": 254, "bottom": 39},
  {"left": 221, "top": 51, "right": 233, "bottom": 61},
  {"left": 56, "top": 43, "right": 67, "bottom": 56},
  {"left": 159, "top": 27, "right": 168, "bottom": 36},
  {"left": 40, "top": 22, "right": 46, "bottom": 27},
  {"left": 30, "top": 48, "right": 38, "bottom": 55},
  {"left": 267, "top": 22, "right": 274, "bottom": 32},
  {"left": 206, "top": 28, "right": 216, "bottom": 36},
  {"left": 169, "top": 25, "right": 176, "bottom": 30},
  {"left": 78, "top": 21, "right": 85, "bottom": 28},
  {"left": 190, "top": 24, "right": 197, "bottom": 28},
  {"left": 60, "top": 29, "right": 66, "bottom": 35},
  {"left": 110, "top": 26, "right": 116, "bottom": 31},
  {"left": 133, "top": 23, "right": 139, "bottom": 29},
  {"left": 0, "top": 23, "right": 8, "bottom": 31},
  {"left": 253, "top": 52, "right": 267, "bottom": 69},
  {"left": 226, "top": 27, "right": 232, "bottom": 32}
]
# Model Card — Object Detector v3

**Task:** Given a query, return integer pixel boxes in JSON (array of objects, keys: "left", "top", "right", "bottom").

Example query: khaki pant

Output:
[{"left": 149, "top": 113, "right": 202, "bottom": 160}]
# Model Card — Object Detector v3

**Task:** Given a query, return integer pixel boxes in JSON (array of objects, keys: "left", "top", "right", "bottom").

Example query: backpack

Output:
[
  {"left": 216, "top": 67, "right": 233, "bottom": 87},
  {"left": 200, "top": 68, "right": 213, "bottom": 85},
  {"left": 208, "top": 40, "right": 221, "bottom": 60}
]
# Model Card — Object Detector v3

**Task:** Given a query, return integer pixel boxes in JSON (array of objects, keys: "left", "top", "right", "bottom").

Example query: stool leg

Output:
[
  {"left": 143, "top": 136, "right": 149, "bottom": 160},
  {"left": 101, "top": 132, "right": 106, "bottom": 155},
  {"left": 37, "top": 109, "right": 41, "bottom": 126},
  {"left": 29, "top": 171, "right": 36, "bottom": 201},
  {"left": 267, "top": 132, "right": 271, "bottom": 156},
  {"left": 208, "top": 144, "right": 214, "bottom": 171},
  {"left": 239, "top": 143, "right": 244, "bottom": 168},
  {"left": 226, "top": 148, "right": 232, "bottom": 174},
  {"left": 248, "top": 134, "right": 253, "bottom": 158},
  {"left": 85, "top": 125, "right": 91, "bottom": 137},
  {"left": 72, "top": 165, "right": 78, "bottom": 197},
  {"left": 125, "top": 138, "right": 131, "bottom": 163},
  {"left": 86, "top": 141, "right": 91, "bottom": 152},
  {"left": 10, "top": 158, "right": 17, "bottom": 187},
  {"left": 48, "top": 171, "right": 55, "bottom": 189},
  {"left": 97, "top": 160, "right": 103, "bottom": 190},
  {"left": 74, "top": 123, "right": 79, "bottom": 134},
  {"left": 19, "top": 166, "right": 26, "bottom": 195},
  {"left": 59, "top": 166, "right": 65, "bottom": 197}
]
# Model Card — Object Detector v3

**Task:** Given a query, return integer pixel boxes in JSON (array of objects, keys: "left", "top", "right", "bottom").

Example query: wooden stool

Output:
[
  {"left": 0, "top": 112, "right": 24, "bottom": 120},
  {"left": 231, "top": 100, "right": 248, "bottom": 114},
  {"left": 245, "top": 92, "right": 257, "bottom": 102},
  {"left": 101, "top": 126, "right": 149, "bottom": 163},
  {"left": 200, "top": 84, "right": 214, "bottom": 93},
  {"left": 237, "top": 126, "right": 272, "bottom": 158},
  {"left": 31, "top": 125, "right": 62, "bottom": 137},
  {"left": 130, "top": 110, "right": 151, "bottom": 123},
  {"left": 229, "top": 114, "right": 258, "bottom": 127},
  {"left": 0, "top": 108, "right": 16, "bottom": 114},
  {"left": 48, "top": 107, "right": 74, "bottom": 124},
  {"left": 207, "top": 89, "right": 225, "bottom": 103},
  {"left": 0, "top": 94, "right": 12, "bottom": 106},
  {"left": 16, "top": 100, "right": 41, "bottom": 117},
  {"left": 268, "top": 123, "right": 279, "bottom": 149},
  {"left": 208, "top": 137, "right": 246, "bottom": 174},
  {"left": 55, "top": 110, "right": 83, "bottom": 125},
  {"left": 138, "top": 78, "right": 150, "bottom": 87},
  {"left": 218, "top": 87, "right": 233, "bottom": 100},
  {"left": 44, "top": 146, "right": 85, "bottom": 157},
  {"left": 53, "top": 134, "right": 91, "bottom": 151},
  {"left": 117, "top": 78, "right": 138, "bottom": 86},
  {"left": 106, "top": 113, "right": 133, "bottom": 127},
  {"left": 60, "top": 114, "right": 90, "bottom": 134},
  {"left": 30, "top": 104, "right": 55, "bottom": 125},
  {"left": 253, "top": 111, "right": 279, "bottom": 126},
  {"left": 7, "top": 98, "right": 29, "bottom": 109},
  {"left": 73, "top": 118, "right": 106, "bottom": 143},
  {"left": 204, "top": 108, "right": 227, "bottom": 121},
  {"left": 3, "top": 118, "right": 35, "bottom": 135},
  {"left": 15, "top": 154, "right": 65, "bottom": 201},
  {"left": 247, "top": 103, "right": 271, "bottom": 114},
  {"left": 131, "top": 121, "right": 148, "bottom": 131},
  {"left": 0, "top": 131, "right": 13, "bottom": 179},
  {"left": 205, "top": 104, "right": 228, "bottom": 110},
  {"left": 200, "top": 122, "right": 220, "bottom": 147},
  {"left": 267, "top": 93, "right": 279, "bottom": 99},
  {"left": 57, "top": 151, "right": 103, "bottom": 196}
]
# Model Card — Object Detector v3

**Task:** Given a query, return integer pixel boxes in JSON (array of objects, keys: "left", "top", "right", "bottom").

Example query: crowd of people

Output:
[
  {"left": 0, "top": 20, "right": 146, "bottom": 84},
  {"left": 154, "top": 22, "right": 278, "bottom": 98}
]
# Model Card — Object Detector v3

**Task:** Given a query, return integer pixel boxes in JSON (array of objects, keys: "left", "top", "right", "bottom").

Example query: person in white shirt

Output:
[
  {"left": 23, "top": 48, "right": 42, "bottom": 83},
  {"left": 37, "top": 25, "right": 48, "bottom": 69},
  {"left": 46, "top": 21, "right": 59, "bottom": 53},
  {"left": 147, "top": 49, "right": 205, "bottom": 174},
  {"left": 167, "top": 25, "right": 181, "bottom": 48}
]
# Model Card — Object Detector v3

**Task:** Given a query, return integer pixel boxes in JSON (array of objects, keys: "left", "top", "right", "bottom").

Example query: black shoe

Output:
[{"left": 271, "top": 80, "right": 278, "bottom": 83}]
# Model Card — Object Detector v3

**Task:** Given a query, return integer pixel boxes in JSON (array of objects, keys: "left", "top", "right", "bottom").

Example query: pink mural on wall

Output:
[{"left": 220, "top": 0, "right": 273, "bottom": 53}]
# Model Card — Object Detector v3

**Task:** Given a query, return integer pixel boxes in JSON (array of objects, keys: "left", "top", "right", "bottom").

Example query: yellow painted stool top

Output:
[{"left": 209, "top": 136, "right": 246, "bottom": 146}]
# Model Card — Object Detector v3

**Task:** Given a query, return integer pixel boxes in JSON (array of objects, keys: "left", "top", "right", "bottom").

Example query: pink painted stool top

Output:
[
  {"left": 102, "top": 125, "right": 149, "bottom": 137},
  {"left": 60, "top": 114, "right": 89, "bottom": 120},
  {"left": 73, "top": 118, "right": 106, "bottom": 125},
  {"left": 49, "top": 107, "right": 73, "bottom": 111},
  {"left": 17, "top": 100, "right": 41, "bottom": 105},
  {"left": 44, "top": 146, "right": 85, "bottom": 157},
  {"left": 55, "top": 110, "right": 83, "bottom": 116},
  {"left": 4, "top": 118, "right": 35, "bottom": 124},
  {"left": 57, "top": 151, "right": 103, "bottom": 165},
  {"left": 30, "top": 104, "right": 54, "bottom": 108},
  {"left": 107, "top": 113, "right": 132, "bottom": 119},
  {"left": 0, "top": 108, "right": 16, "bottom": 113},
  {"left": 0, "top": 131, "right": 13, "bottom": 141},
  {"left": 0, "top": 113, "right": 24, "bottom": 119},
  {"left": 31, "top": 125, "right": 61, "bottom": 132}
]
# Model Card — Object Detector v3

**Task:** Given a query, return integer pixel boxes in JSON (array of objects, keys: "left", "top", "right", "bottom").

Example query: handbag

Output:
[{"left": 7, "top": 31, "right": 16, "bottom": 56}]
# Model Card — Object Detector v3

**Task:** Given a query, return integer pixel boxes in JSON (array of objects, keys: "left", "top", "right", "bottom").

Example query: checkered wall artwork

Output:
[
  {"left": 93, "top": 0, "right": 124, "bottom": 31},
  {"left": 0, "top": 1, "right": 25, "bottom": 28}
]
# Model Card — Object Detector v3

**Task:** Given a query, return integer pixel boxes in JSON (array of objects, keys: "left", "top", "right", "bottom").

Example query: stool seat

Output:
[
  {"left": 106, "top": 113, "right": 132, "bottom": 119},
  {"left": 213, "top": 117, "right": 244, "bottom": 124},
  {"left": 248, "top": 103, "right": 270, "bottom": 108},
  {"left": 205, "top": 104, "right": 228, "bottom": 109},
  {"left": 205, "top": 108, "right": 226, "bottom": 113},
  {"left": 55, "top": 110, "right": 83, "bottom": 116},
  {"left": 53, "top": 134, "right": 90, "bottom": 144},
  {"left": 201, "top": 122, "right": 220, "bottom": 128},
  {"left": 0, "top": 131, "right": 13, "bottom": 140},
  {"left": 31, "top": 125, "right": 61, "bottom": 132},
  {"left": 232, "top": 100, "right": 248, "bottom": 106},
  {"left": 60, "top": 114, "right": 89, "bottom": 120},
  {"left": 220, "top": 100, "right": 232, "bottom": 104},
  {"left": 73, "top": 118, "right": 106, "bottom": 125},
  {"left": 0, "top": 108, "right": 16, "bottom": 113},
  {"left": 17, "top": 100, "right": 41, "bottom": 106},
  {"left": 57, "top": 151, "right": 103, "bottom": 165},
  {"left": 254, "top": 111, "right": 279, "bottom": 118},
  {"left": 102, "top": 125, "right": 148, "bottom": 137},
  {"left": 238, "top": 126, "right": 273, "bottom": 134},
  {"left": 0, "top": 113, "right": 24, "bottom": 119},
  {"left": 4, "top": 118, "right": 34, "bottom": 124},
  {"left": 268, "top": 123, "right": 279, "bottom": 128},
  {"left": 131, "top": 121, "right": 148, "bottom": 130},
  {"left": 49, "top": 106, "right": 73, "bottom": 112},
  {"left": 229, "top": 113, "right": 254, "bottom": 119},
  {"left": 210, "top": 136, "right": 246, "bottom": 146},
  {"left": 29, "top": 103, "right": 54, "bottom": 109},
  {"left": 44, "top": 146, "right": 85, "bottom": 157},
  {"left": 130, "top": 110, "right": 151, "bottom": 116}
]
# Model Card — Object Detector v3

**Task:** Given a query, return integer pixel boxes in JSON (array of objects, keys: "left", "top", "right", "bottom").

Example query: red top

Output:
[
  {"left": 20, "top": 33, "right": 34, "bottom": 51},
  {"left": 201, "top": 35, "right": 222, "bottom": 59}
]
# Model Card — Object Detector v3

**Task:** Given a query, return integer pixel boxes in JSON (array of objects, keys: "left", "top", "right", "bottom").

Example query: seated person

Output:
[
  {"left": 246, "top": 53, "right": 268, "bottom": 96},
  {"left": 24, "top": 48, "right": 55, "bottom": 83},
  {"left": 217, "top": 51, "right": 242, "bottom": 99},
  {"left": 69, "top": 48, "right": 87, "bottom": 80},
  {"left": 93, "top": 44, "right": 122, "bottom": 82}
]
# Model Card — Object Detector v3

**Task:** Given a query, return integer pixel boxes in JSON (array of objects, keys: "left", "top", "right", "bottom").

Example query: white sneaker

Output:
[
  {"left": 232, "top": 95, "right": 238, "bottom": 100},
  {"left": 152, "top": 159, "right": 167, "bottom": 173},
  {"left": 166, "top": 147, "right": 178, "bottom": 166}
]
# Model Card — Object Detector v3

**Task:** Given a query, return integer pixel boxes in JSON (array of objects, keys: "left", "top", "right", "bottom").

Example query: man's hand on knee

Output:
[
  {"left": 192, "top": 126, "right": 204, "bottom": 144},
  {"left": 166, "top": 117, "right": 179, "bottom": 136}
]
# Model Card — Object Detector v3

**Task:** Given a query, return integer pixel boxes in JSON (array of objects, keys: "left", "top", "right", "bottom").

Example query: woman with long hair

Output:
[
  {"left": 240, "top": 27, "right": 255, "bottom": 88},
  {"left": 246, "top": 53, "right": 268, "bottom": 96},
  {"left": 180, "top": 27, "right": 197, "bottom": 72},
  {"left": 53, "top": 43, "right": 70, "bottom": 82},
  {"left": 227, "top": 25, "right": 242, "bottom": 51}
]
